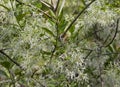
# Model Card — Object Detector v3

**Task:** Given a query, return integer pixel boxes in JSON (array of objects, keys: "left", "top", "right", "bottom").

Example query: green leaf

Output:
[
  {"left": 59, "top": 0, "right": 65, "bottom": 16},
  {"left": 69, "top": 25, "right": 75, "bottom": 34},
  {"left": 108, "top": 43, "right": 117, "bottom": 52},
  {"left": 0, "top": 4, "right": 10, "bottom": 11},
  {"left": 0, "top": 61, "right": 11, "bottom": 69},
  {"left": 49, "top": 10, "right": 56, "bottom": 18},
  {"left": 32, "top": 1, "right": 42, "bottom": 8},
  {"left": 58, "top": 17, "right": 68, "bottom": 34},
  {"left": 108, "top": 45, "right": 114, "bottom": 52},
  {"left": 40, "top": 0, "right": 52, "bottom": 9},
  {"left": 42, "top": 27, "right": 55, "bottom": 37},
  {"left": 16, "top": 13, "right": 27, "bottom": 22}
]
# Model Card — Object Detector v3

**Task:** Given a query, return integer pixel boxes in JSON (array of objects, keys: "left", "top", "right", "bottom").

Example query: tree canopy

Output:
[{"left": 0, "top": 0, "right": 120, "bottom": 87}]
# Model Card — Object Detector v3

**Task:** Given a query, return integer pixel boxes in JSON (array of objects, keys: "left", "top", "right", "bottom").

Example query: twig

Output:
[
  {"left": 61, "top": 0, "right": 96, "bottom": 38},
  {"left": 16, "top": 0, "right": 24, "bottom": 4},
  {"left": 31, "top": 70, "right": 38, "bottom": 78},
  {"left": 54, "top": 0, "right": 60, "bottom": 12},
  {"left": 84, "top": 50, "right": 93, "bottom": 60},
  {"left": 49, "top": 46, "right": 56, "bottom": 63},
  {"left": 0, "top": 50, "right": 23, "bottom": 70},
  {"left": 104, "top": 18, "right": 120, "bottom": 47},
  {"left": 103, "top": 33, "right": 111, "bottom": 45},
  {"left": 49, "top": 21, "right": 59, "bottom": 63},
  {"left": 15, "top": 0, "right": 56, "bottom": 21},
  {"left": 39, "top": 9, "right": 55, "bottom": 20},
  {"left": 40, "top": 0, "right": 54, "bottom": 10}
]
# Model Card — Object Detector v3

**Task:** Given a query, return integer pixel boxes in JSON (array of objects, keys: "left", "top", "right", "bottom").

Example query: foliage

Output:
[{"left": 0, "top": 0, "right": 120, "bottom": 87}]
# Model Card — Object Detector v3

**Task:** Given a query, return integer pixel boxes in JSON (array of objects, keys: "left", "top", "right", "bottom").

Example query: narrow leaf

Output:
[
  {"left": 58, "top": 0, "right": 65, "bottom": 16},
  {"left": 42, "top": 27, "right": 55, "bottom": 37},
  {"left": 40, "top": 0, "right": 53, "bottom": 10}
]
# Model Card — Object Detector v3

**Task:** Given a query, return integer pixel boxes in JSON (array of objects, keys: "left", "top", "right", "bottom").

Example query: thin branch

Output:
[
  {"left": 82, "top": 48, "right": 93, "bottom": 51},
  {"left": 103, "top": 33, "right": 111, "bottom": 45},
  {"left": 0, "top": 50, "right": 23, "bottom": 70},
  {"left": 0, "top": 48, "right": 11, "bottom": 51},
  {"left": 40, "top": 0, "right": 54, "bottom": 10},
  {"left": 49, "top": 45, "right": 56, "bottom": 63},
  {"left": 61, "top": 0, "right": 96, "bottom": 38},
  {"left": 104, "top": 18, "right": 120, "bottom": 47},
  {"left": 54, "top": 0, "right": 60, "bottom": 12},
  {"left": 31, "top": 70, "right": 38, "bottom": 78},
  {"left": 15, "top": 0, "right": 56, "bottom": 21},
  {"left": 49, "top": 21, "right": 59, "bottom": 63},
  {"left": 16, "top": 0, "right": 24, "bottom": 4},
  {"left": 39, "top": 9, "right": 55, "bottom": 20},
  {"left": 84, "top": 50, "right": 93, "bottom": 60}
]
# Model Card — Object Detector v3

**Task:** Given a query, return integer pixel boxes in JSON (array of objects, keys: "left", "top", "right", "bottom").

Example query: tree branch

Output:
[
  {"left": 104, "top": 18, "right": 120, "bottom": 47},
  {"left": 54, "top": 0, "right": 60, "bottom": 12},
  {"left": 0, "top": 50, "right": 23, "bottom": 70},
  {"left": 84, "top": 50, "right": 93, "bottom": 60},
  {"left": 61, "top": 0, "right": 96, "bottom": 38}
]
